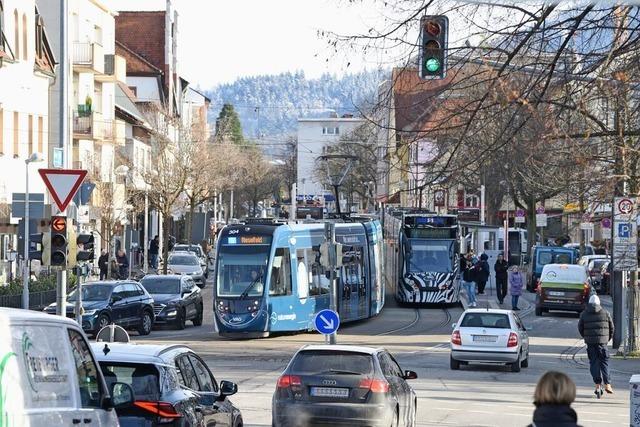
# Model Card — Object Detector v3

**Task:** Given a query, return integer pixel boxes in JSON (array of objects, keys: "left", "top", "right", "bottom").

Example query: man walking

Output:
[
  {"left": 578, "top": 295, "right": 614, "bottom": 397},
  {"left": 476, "top": 253, "right": 490, "bottom": 294},
  {"left": 116, "top": 249, "right": 129, "bottom": 280},
  {"left": 461, "top": 252, "right": 477, "bottom": 307},
  {"left": 495, "top": 253, "right": 509, "bottom": 304},
  {"left": 98, "top": 249, "right": 109, "bottom": 280},
  {"left": 149, "top": 235, "right": 159, "bottom": 269}
]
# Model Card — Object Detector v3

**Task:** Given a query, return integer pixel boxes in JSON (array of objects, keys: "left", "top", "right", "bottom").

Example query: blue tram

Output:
[
  {"left": 384, "top": 209, "right": 461, "bottom": 304},
  {"left": 213, "top": 218, "right": 384, "bottom": 337}
]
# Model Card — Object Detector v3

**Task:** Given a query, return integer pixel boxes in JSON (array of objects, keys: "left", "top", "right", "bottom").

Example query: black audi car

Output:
[
  {"left": 92, "top": 342, "right": 243, "bottom": 427},
  {"left": 139, "top": 274, "right": 204, "bottom": 329},
  {"left": 273, "top": 345, "right": 418, "bottom": 427},
  {"left": 44, "top": 281, "right": 155, "bottom": 336}
]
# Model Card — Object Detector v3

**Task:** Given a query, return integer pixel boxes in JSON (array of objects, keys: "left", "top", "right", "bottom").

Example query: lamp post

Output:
[
  {"left": 23, "top": 152, "right": 44, "bottom": 310},
  {"left": 115, "top": 165, "right": 130, "bottom": 276}
]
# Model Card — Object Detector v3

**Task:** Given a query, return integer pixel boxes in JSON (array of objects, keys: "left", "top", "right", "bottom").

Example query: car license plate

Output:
[
  {"left": 473, "top": 335, "right": 497, "bottom": 342},
  {"left": 310, "top": 387, "right": 349, "bottom": 398},
  {"left": 548, "top": 291, "right": 565, "bottom": 296}
]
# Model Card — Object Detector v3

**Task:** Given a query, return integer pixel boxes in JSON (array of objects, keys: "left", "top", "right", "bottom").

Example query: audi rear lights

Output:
[{"left": 358, "top": 378, "right": 390, "bottom": 393}]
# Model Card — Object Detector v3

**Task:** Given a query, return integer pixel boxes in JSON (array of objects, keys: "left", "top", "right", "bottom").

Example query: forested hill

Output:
[{"left": 205, "top": 70, "right": 385, "bottom": 138}]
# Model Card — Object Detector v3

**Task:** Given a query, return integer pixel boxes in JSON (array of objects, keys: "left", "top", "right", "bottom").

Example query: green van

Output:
[{"left": 535, "top": 263, "right": 592, "bottom": 316}]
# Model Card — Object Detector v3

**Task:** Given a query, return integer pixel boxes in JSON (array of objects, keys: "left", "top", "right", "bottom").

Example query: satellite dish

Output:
[{"left": 95, "top": 324, "right": 130, "bottom": 343}]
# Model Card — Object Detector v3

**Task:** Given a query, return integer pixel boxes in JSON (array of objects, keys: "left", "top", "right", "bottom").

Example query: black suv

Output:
[
  {"left": 140, "top": 274, "right": 204, "bottom": 329},
  {"left": 92, "top": 342, "right": 243, "bottom": 427},
  {"left": 44, "top": 281, "right": 155, "bottom": 336}
]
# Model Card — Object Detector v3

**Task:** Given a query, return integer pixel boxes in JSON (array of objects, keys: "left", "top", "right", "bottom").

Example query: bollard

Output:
[{"left": 630, "top": 375, "right": 640, "bottom": 426}]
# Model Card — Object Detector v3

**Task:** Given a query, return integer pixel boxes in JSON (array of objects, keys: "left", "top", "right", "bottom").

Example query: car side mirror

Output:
[
  {"left": 220, "top": 380, "right": 238, "bottom": 397},
  {"left": 110, "top": 295, "right": 122, "bottom": 304},
  {"left": 403, "top": 370, "right": 418, "bottom": 380},
  {"left": 451, "top": 323, "right": 456, "bottom": 329},
  {"left": 110, "top": 382, "right": 134, "bottom": 408}
]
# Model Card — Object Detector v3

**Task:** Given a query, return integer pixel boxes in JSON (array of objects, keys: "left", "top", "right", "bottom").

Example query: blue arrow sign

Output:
[{"left": 314, "top": 309, "right": 340, "bottom": 335}]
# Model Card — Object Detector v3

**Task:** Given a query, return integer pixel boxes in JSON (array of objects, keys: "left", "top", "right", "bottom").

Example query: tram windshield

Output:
[
  {"left": 216, "top": 244, "right": 270, "bottom": 298},
  {"left": 406, "top": 239, "right": 455, "bottom": 273}
]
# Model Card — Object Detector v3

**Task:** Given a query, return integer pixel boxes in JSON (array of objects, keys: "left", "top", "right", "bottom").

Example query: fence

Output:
[{"left": 0, "top": 289, "right": 57, "bottom": 310}]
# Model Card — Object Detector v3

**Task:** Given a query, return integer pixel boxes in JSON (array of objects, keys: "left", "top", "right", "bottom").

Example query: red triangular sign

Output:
[{"left": 38, "top": 169, "right": 88, "bottom": 212}]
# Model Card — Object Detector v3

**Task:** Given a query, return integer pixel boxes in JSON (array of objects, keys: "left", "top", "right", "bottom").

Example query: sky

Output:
[{"left": 104, "top": 0, "right": 388, "bottom": 89}]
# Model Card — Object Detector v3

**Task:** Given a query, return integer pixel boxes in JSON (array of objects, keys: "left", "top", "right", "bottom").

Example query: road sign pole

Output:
[
  {"left": 324, "top": 222, "right": 338, "bottom": 344},
  {"left": 22, "top": 164, "right": 30, "bottom": 310}
]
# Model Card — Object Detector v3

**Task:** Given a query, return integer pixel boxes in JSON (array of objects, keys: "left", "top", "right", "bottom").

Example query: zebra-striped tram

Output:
[{"left": 384, "top": 209, "right": 462, "bottom": 304}]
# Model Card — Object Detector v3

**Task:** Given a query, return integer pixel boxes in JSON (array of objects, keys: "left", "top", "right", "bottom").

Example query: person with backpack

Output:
[{"left": 578, "top": 294, "right": 614, "bottom": 397}]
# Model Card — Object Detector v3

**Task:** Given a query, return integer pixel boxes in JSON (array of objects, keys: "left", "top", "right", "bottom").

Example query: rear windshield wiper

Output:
[{"left": 322, "top": 369, "right": 364, "bottom": 375}]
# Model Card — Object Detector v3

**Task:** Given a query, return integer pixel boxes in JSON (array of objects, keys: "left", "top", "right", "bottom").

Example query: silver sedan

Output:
[
  {"left": 166, "top": 252, "right": 206, "bottom": 287},
  {"left": 450, "top": 308, "right": 529, "bottom": 372}
]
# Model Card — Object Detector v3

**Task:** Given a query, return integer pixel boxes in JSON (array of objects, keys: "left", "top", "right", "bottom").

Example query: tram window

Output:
[
  {"left": 269, "top": 248, "right": 292, "bottom": 296},
  {"left": 297, "top": 247, "right": 328, "bottom": 296}
]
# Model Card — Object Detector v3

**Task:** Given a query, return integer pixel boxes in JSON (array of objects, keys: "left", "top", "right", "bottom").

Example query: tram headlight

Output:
[{"left": 216, "top": 300, "right": 230, "bottom": 313}]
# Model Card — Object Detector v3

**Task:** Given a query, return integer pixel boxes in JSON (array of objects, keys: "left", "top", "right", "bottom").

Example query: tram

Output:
[
  {"left": 213, "top": 218, "right": 384, "bottom": 337},
  {"left": 384, "top": 208, "right": 461, "bottom": 304}
]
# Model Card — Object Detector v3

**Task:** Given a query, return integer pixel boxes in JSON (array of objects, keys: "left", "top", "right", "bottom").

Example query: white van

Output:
[{"left": 0, "top": 308, "right": 133, "bottom": 426}]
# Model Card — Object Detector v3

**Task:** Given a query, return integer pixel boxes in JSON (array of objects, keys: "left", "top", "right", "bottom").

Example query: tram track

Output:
[{"left": 374, "top": 306, "right": 452, "bottom": 337}]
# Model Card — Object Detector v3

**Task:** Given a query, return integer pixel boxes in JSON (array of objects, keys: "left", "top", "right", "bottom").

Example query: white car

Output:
[{"left": 450, "top": 308, "right": 530, "bottom": 372}]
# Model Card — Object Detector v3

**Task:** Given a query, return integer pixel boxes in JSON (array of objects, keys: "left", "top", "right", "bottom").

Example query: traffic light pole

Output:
[
  {"left": 324, "top": 222, "right": 338, "bottom": 345},
  {"left": 22, "top": 164, "right": 30, "bottom": 310}
]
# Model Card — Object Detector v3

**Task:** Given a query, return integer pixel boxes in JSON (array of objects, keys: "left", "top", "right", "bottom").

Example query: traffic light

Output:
[
  {"left": 319, "top": 242, "right": 330, "bottom": 268},
  {"left": 29, "top": 233, "right": 51, "bottom": 266},
  {"left": 419, "top": 15, "right": 448, "bottom": 79},
  {"left": 50, "top": 216, "right": 68, "bottom": 267},
  {"left": 76, "top": 233, "right": 95, "bottom": 262}
]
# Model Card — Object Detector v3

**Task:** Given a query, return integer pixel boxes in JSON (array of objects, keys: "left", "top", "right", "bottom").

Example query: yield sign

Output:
[{"left": 38, "top": 169, "right": 88, "bottom": 212}]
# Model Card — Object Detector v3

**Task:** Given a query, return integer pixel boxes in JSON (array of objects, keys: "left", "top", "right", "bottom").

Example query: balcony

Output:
[
  {"left": 72, "top": 42, "right": 104, "bottom": 74},
  {"left": 96, "top": 54, "right": 126, "bottom": 82}
]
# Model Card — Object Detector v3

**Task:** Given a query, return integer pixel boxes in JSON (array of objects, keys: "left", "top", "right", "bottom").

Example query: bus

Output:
[
  {"left": 213, "top": 218, "right": 384, "bottom": 337},
  {"left": 384, "top": 209, "right": 461, "bottom": 304}
]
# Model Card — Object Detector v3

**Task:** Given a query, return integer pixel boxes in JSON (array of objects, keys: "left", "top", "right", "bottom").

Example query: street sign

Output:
[
  {"left": 515, "top": 209, "right": 525, "bottom": 224},
  {"left": 536, "top": 213, "right": 547, "bottom": 227},
  {"left": 613, "top": 197, "right": 638, "bottom": 271},
  {"left": 602, "top": 218, "right": 612, "bottom": 229},
  {"left": 314, "top": 309, "right": 340, "bottom": 335},
  {"left": 38, "top": 169, "right": 88, "bottom": 212},
  {"left": 536, "top": 206, "right": 545, "bottom": 214},
  {"left": 11, "top": 193, "right": 45, "bottom": 218}
]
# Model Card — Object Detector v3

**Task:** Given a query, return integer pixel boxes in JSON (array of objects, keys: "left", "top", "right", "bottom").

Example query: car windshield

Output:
[
  {"left": 591, "top": 260, "right": 608, "bottom": 271},
  {"left": 176, "top": 246, "right": 202, "bottom": 256},
  {"left": 290, "top": 351, "right": 374, "bottom": 375},
  {"left": 460, "top": 313, "right": 511, "bottom": 329},
  {"left": 141, "top": 278, "right": 180, "bottom": 294},
  {"left": 216, "top": 244, "right": 270, "bottom": 298},
  {"left": 68, "top": 284, "right": 112, "bottom": 302},
  {"left": 99, "top": 363, "right": 160, "bottom": 401},
  {"left": 407, "top": 239, "right": 453, "bottom": 273},
  {"left": 169, "top": 255, "right": 199, "bottom": 266}
]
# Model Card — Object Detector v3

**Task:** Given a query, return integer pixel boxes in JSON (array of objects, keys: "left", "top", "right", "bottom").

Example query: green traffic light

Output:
[{"left": 425, "top": 57, "right": 440, "bottom": 72}]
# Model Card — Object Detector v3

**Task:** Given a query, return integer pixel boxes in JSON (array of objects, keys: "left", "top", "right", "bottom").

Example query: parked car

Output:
[
  {"left": 450, "top": 308, "right": 529, "bottom": 372},
  {"left": 91, "top": 342, "right": 243, "bottom": 427},
  {"left": 0, "top": 308, "right": 134, "bottom": 426},
  {"left": 583, "top": 257, "right": 610, "bottom": 293},
  {"left": 535, "top": 263, "right": 592, "bottom": 316},
  {"left": 577, "top": 254, "right": 609, "bottom": 267},
  {"left": 272, "top": 344, "right": 417, "bottom": 427},
  {"left": 44, "top": 281, "right": 156, "bottom": 336},
  {"left": 166, "top": 251, "right": 206, "bottom": 287},
  {"left": 526, "top": 246, "right": 577, "bottom": 292},
  {"left": 173, "top": 244, "right": 209, "bottom": 277},
  {"left": 564, "top": 243, "right": 595, "bottom": 257},
  {"left": 139, "top": 274, "right": 204, "bottom": 329}
]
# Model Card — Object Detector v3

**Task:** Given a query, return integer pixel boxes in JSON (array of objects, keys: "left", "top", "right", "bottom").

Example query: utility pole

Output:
[
  {"left": 324, "top": 222, "right": 338, "bottom": 344},
  {"left": 56, "top": 0, "right": 68, "bottom": 317}
]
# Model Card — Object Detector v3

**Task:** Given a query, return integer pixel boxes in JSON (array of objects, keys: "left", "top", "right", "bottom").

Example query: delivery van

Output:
[
  {"left": 535, "top": 264, "right": 592, "bottom": 316},
  {"left": 0, "top": 308, "right": 133, "bottom": 426}
]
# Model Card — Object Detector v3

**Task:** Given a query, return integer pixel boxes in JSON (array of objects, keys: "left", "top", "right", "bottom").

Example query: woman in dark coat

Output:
[
  {"left": 476, "top": 253, "right": 490, "bottom": 294},
  {"left": 528, "top": 371, "right": 581, "bottom": 427}
]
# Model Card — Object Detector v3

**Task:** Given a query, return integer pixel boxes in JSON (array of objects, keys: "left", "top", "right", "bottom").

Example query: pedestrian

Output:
[
  {"left": 528, "top": 371, "right": 581, "bottom": 427},
  {"left": 509, "top": 265, "right": 524, "bottom": 310},
  {"left": 476, "top": 253, "right": 490, "bottom": 294},
  {"left": 461, "top": 252, "right": 477, "bottom": 307},
  {"left": 98, "top": 249, "right": 109, "bottom": 280},
  {"left": 578, "top": 294, "right": 614, "bottom": 397},
  {"left": 116, "top": 249, "right": 129, "bottom": 280},
  {"left": 149, "top": 235, "right": 159, "bottom": 269},
  {"left": 495, "top": 253, "right": 509, "bottom": 304}
]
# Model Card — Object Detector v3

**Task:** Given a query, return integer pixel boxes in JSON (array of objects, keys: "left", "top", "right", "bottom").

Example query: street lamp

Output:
[
  {"left": 23, "top": 152, "right": 45, "bottom": 310},
  {"left": 115, "top": 165, "right": 130, "bottom": 275},
  {"left": 318, "top": 154, "right": 356, "bottom": 215}
]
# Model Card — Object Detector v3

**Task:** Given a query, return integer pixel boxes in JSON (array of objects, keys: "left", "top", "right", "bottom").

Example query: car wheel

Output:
[
  {"left": 521, "top": 355, "right": 529, "bottom": 368},
  {"left": 175, "top": 308, "right": 186, "bottom": 330},
  {"left": 511, "top": 356, "right": 522, "bottom": 373},
  {"left": 193, "top": 304, "right": 204, "bottom": 326},
  {"left": 95, "top": 313, "right": 110, "bottom": 334},
  {"left": 535, "top": 306, "right": 543, "bottom": 316},
  {"left": 450, "top": 355, "right": 460, "bottom": 370},
  {"left": 138, "top": 311, "right": 153, "bottom": 335}
]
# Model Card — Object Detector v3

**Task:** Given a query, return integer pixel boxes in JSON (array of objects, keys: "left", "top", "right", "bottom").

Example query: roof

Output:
[
  {"left": 115, "top": 11, "right": 166, "bottom": 73},
  {"left": 0, "top": 307, "right": 78, "bottom": 324},
  {"left": 90, "top": 342, "right": 189, "bottom": 363},
  {"left": 115, "top": 82, "right": 146, "bottom": 123},
  {"left": 115, "top": 40, "right": 163, "bottom": 75},
  {"left": 140, "top": 274, "right": 183, "bottom": 280},
  {"left": 297, "top": 118, "right": 365, "bottom": 123},
  {"left": 462, "top": 308, "right": 514, "bottom": 315},
  {"left": 83, "top": 280, "right": 128, "bottom": 287},
  {"left": 300, "top": 344, "right": 381, "bottom": 355}
]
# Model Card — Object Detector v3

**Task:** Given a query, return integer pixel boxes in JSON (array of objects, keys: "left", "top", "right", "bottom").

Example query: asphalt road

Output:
[{"left": 134, "top": 280, "right": 636, "bottom": 426}]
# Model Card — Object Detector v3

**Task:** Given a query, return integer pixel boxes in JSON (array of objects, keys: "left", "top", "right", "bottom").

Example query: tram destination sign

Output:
[{"left": 225, "top": 235, "right": 272, "bottom": 245}]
